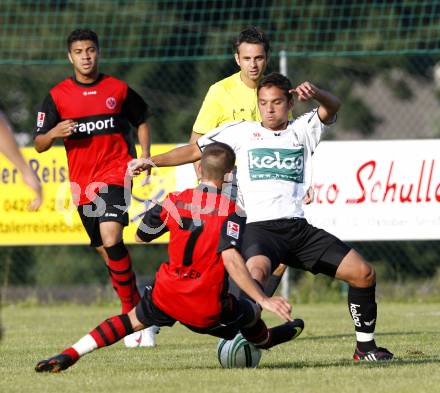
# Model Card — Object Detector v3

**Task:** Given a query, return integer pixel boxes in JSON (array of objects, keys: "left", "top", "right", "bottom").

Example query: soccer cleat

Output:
[
  {"left": 35, "top": 354, "right": 76, "bottom": 373},
  {"left": 124, "top": 326, "right": 160, "bottom": 348},
  {"left": 139, "top": 325, "right": 160, "bottom": 347},
  {"left": 124, "top": 330, "right": 143, "bottom": 348},
  {"left": 258, "top": 318, "right": 304, "bottom": 350},
  {"left": 353, "top": 346, "right": 394, "bottom": 362}
]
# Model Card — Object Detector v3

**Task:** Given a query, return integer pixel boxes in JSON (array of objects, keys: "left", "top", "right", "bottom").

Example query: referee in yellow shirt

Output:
[{"left": 190, "top": 27, "right": 266, "bottom": 141}]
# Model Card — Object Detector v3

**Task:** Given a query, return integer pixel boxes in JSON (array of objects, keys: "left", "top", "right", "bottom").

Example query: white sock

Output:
[
  {"left": 356, "top": 332, "right": 375, "bottom": 342},
  {"left": 72, "top": 334, "right": 98, "bottom": 356}
]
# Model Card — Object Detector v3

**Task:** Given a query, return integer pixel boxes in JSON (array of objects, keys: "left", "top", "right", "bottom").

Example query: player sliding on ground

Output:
[
  {"left": 35, "top": 143, "right": 304, "bottom": 373},
  {"left": 127, "top": 72, "right": 393, "bottom": 362}
]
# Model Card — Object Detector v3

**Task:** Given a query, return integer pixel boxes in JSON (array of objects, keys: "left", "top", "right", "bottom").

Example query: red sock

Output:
[
  {"left": 59, "top": 314, "right": 133, "bottom": 362},
  {"left": 89, "top": 314, "right": 134, "bottom": 348},
  {"left": 105, "top": 242, "right": 141, "bottom": 313},
  {"left": 241, "top": 319, "right": 270, "bottom": 346},
  {"left": 61, "top": 347, "right": 80, "bottom": 361}
]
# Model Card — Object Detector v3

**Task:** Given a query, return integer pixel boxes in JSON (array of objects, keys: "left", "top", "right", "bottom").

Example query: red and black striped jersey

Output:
[
  {"left": 33, "top": 74, "right": 149, "bottom": 205},
  {"left": 137, "top": 184, "right": 246, "bottom": 328}
]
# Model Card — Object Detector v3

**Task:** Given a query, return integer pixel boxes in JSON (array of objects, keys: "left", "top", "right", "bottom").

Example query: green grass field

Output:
[{"left": 1, "top": 302, "right": 440, "bottom": 393}]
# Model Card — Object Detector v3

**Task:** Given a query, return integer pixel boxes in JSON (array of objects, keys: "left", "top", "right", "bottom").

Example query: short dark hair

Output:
[
  {"left": 258, "top": 72, "right": 293, "bottom": 101},
  {"left": 234, "top": 26, "right": 270, "bottom": 55},
  {"left": 67, "top": 28, "right": 99, "bottom": 51},
  {"left": 201, "top": 142, "right": 236, "bottom": 181}
]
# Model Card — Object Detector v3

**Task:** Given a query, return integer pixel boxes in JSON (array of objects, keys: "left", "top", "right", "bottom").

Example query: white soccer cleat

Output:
[
  {"left": 124, "top": 330, "right": 143, "bottom": 348},
  {"left": 123, "top": 326, "right": 160, "bottom": 348},
  {"left": 139, "top": 325, "right": 160, "bottom": 347}
]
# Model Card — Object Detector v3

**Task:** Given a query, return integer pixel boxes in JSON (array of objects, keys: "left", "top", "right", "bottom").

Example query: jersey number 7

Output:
[{"left": 181, "top": 217, "right": 205, "bottom": 266}]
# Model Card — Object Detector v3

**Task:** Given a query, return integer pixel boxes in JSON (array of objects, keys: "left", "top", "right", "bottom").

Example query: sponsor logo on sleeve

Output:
[
  {"left": 37, "top": 112, "right": 46, "bottom": 128},
  {"left": 227, "top": 221, "right": 240, "bottom": 239}
]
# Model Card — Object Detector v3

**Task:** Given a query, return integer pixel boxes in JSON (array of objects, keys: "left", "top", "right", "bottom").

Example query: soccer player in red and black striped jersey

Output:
[
  {"left": 35, "top": 143, "right": 304, "bottom": 373},
  {"left": 33, "top": 28, "right": 158, "bottom": 347}
]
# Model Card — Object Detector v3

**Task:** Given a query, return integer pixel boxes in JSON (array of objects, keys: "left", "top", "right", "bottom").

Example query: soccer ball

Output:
[{"left": 217, "top": 333, "right": 262, "bottom": 368}]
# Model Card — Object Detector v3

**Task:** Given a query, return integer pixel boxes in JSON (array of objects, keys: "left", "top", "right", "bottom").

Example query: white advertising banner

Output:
[{"left": 303, "top": 140, "right": 440, "bottom": 241}]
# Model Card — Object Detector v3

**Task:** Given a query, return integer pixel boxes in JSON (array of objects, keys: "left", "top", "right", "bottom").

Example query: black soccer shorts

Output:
[
  {"left": 77, "top": 185, "right": 130, "bottom": 247},
  {"left": 184, "top": 294, "right": 261, "bottom": 340},
  {"left": 135, "top": 286, "right": 260, "bottom": 340},
  {"left": 135, "top": 285, "right": 177, "bottom": 328},
  {"left": 241, "top": 217, "right": 351, "bottom": 277}
]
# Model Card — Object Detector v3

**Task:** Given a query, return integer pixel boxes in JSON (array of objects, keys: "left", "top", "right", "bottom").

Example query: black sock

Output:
[
  {"left": 263, "top": 274, "right": 283, "bottom": 296},
  {"left": 240, "top": 319, "right": 269, "bottom": 346},
  {"left": 230, "top": 278, "right": 265, "bottom": 303},
  {"left": 227, "top": 278, "right": 241, "bottom": 299},
  {"left": 348, "top": 284, "right": 377, "bottom": 351},
  {"left": 357, "top": 340, "right": 377, "bottom": 352}
]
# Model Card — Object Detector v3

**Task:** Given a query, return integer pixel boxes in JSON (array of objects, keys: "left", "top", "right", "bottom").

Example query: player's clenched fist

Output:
[
  {"left": 127, "top": 157, "right": 153, "bottom": 177},
  {"left": 51, "top": 119, "right": 77, "bottom": 138}
]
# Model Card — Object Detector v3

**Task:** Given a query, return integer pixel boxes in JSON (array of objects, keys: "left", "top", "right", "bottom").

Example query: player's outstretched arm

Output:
[
  {"left": 34, "top": 119, "right": 77, "bottom": 153},
  {"left": 128, "top": 143, "right": 202, "bottom": 176},
  {"left": 189, "top": 131, "right": 203, "bottom": 180},
  {"left": 0, "top": 113, "right": 43, "bottom": 210},
  {"left": 222, "top": 248, "right": 292, "bottom": 321},
  {"left": 293, "top": 81, "right": 341, "bottom": 124}
]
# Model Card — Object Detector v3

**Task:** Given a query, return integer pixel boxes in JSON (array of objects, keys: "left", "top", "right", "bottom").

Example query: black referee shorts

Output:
[
  {"left": 77, "top": 185, "right": 130, "bottom": 247},
  {"left": 241, "top": 218, "right": 351, "bottom": 277}
]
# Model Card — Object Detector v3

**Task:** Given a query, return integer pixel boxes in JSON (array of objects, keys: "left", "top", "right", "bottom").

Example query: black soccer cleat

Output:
[
  {"left": 258, "top": 318, "right": 304, "bottom": 350},
  {"left": 353, "top": 346, "right": 394, "bottom": 362},
  {"left": 35, "top": 354, "right": 76, "bottom": 373}
]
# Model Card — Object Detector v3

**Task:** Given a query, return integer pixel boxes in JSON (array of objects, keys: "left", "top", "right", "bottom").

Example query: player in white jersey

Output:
[
  {"left": 195, "top": 109, "right": 322, "bottom": 223},
  {"left": 128, "top": 72, "right": 393, "bottom": 362}
]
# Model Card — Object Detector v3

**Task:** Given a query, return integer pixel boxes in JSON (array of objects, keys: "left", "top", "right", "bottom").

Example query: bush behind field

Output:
[
  {"left": 291, "top": 269, "right": 440, "bottom": 304},
  {"left": 2, "top": 241, "right": 439, "bottom": 286},
  {"left": 1, "top": 241, "right": 440, "bottom": 304},
  {"left": 3, "top": 267, "right": 440, "bottom": 305},
  {"left": 0, "top": 244, "right": 167, "bottom": 286}
]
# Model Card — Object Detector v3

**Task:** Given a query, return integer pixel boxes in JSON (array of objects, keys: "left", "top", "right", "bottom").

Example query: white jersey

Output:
[{"left": 197, "top": 109, "right": 331, "bottom": 223}]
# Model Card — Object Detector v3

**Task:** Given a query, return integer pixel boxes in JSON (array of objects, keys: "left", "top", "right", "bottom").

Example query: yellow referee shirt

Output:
[{"left": 193, "top": 71, "right": 261, "bottom": 135}]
